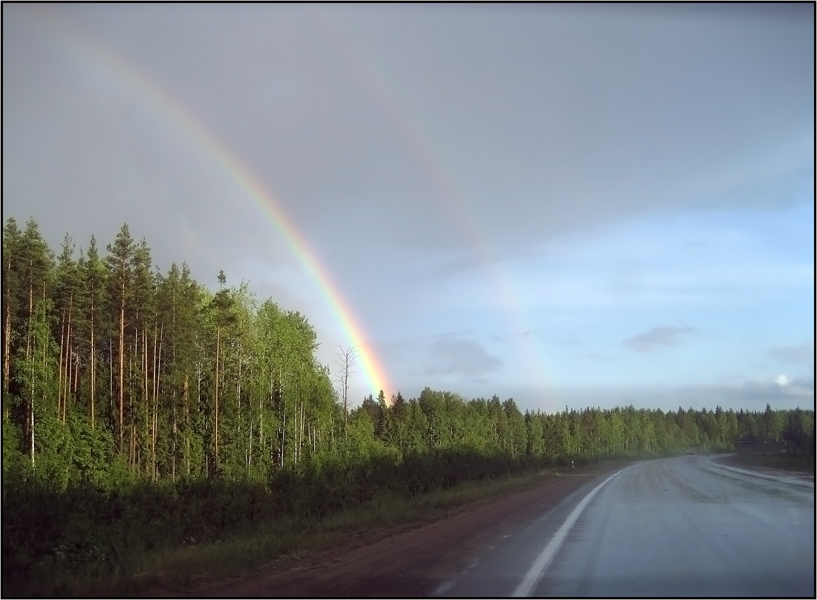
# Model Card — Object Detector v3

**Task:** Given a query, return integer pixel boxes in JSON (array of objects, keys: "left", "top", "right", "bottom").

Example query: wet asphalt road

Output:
[{"left": 436, "top": 457, "right": 815, "bottom": 597}]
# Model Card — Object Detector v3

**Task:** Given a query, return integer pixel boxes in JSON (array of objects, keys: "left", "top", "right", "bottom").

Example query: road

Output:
[{"left": 436, "top": 456, "right": 815, "bottom": 598}]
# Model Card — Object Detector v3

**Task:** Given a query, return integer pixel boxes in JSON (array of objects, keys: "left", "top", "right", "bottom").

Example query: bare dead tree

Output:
[{"left": 335, "top": 345, "right": 357, "bottom": 440}]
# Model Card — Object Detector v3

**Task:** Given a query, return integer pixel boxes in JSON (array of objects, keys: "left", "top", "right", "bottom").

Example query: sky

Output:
[{"left": 3, "top": 3, "right": 814, "bottom": 413}]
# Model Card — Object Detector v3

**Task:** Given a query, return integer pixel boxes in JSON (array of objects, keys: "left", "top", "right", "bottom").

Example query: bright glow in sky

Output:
[{"left": 3, "top": 4, "right": 813, "bottom": 412}]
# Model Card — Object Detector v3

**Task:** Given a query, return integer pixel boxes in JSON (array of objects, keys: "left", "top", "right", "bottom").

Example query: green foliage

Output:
[{"left": 2, "top": 412, "right": 24, "bottom": 476}]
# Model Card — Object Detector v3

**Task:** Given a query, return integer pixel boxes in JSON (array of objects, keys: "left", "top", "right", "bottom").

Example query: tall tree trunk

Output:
[
  {"left": 260, "top": 376, "right": 267, "bottom": 466},
  {"left": 29, "top": 398, "right": 35, "bottom": 465},
  {"left": 90, "top": 302, "right": 95, "bottom": 428},
  {"left": 184, "top": 372, "right": 190, "bottom": 477},
  {"left": 118, "top": 285, "right": 125, "bottom": 450},
  {"left": 237, "top": 346, "right": 241, "bottom": 456},
  {"left": 71, "top": 353, "right": 79, "bottom": 419},
  {"left": 58, "top": 310, "right": 65, "bottom": 421},
  {"left": 214, "top": 325, "right": 220, "bottom": 471},
  {"left": 281, "top": 406, "right": 286, "bottom": 468},
  {"left": 24, "top": 280, "right": 34, "bottom": 462},
  {"left": 29, "top": 331, "right": 35, "bottom": 466},
  {"left": 143, "top": 328, "right": 149, "bottom": 476},
  {"left": 198, "top": 367, "right": 203, "bottom": 476},
  {"left": 109, "top": 339, "right": 113, "bottom": 421},
  {"left": 296, "top": 400, "right": 301, "bottom": 464},
  {"left": 26, "top": 281, "right": 33, "bottom": 361},
  {"left": 64, "top": 341, "right": 71, "bottom": 423},
  {"left": 64, "top": 305, "right": 72, "bottom": 423},
  {"left": 65, "top": 292, "right": 73, "bottom": 422},
  {"left": 301, "top": 400, "right": 305, "bottom": 462},
  {"left": 3, "top": 298, "right": 11, "bottom": 394},
  {"left": 152, "top": 326, "right": 156, "bottom": 481},
  {"left": 153, "top": 323, "right": 162, "bottom": 481},
  {"left": 129, "top": 334, "right": 137, "bottom": 470}
]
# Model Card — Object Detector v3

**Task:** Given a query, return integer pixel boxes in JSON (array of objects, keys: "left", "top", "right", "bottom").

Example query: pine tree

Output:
[
  {"left": 82, "top": 236, "right": 110, "bottom": 429},
  {"left": 53, "top": 234, "right": 83, "bottom": 424},
  {"left": 131, "top": 238, "right": 156, "bottom": 475},
  {"left": 3, "top": 218, "right": 23, "bottom": 397},
  {"left": 14, "top": 220, "right": 54, "bottom": 451},
  {"left": 106, "top": 224, "right": 135, "bottom": 453},
  {"left": 19, "top": 219, "right": 54, "bottom": 358},
  {"left": 12, "top": 299, "right": 58, "bottom": 466},
  {"left": 208, "top": 272, "right": 237, "bottom": 473}
]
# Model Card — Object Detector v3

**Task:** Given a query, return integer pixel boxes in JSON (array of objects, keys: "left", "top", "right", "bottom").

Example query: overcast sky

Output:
[{"left": 4, "top": 3, "right": 814, "bottom": 412}]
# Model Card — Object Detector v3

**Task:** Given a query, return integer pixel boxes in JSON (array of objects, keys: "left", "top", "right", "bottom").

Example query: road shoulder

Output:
[
  {"left": 706, "top": 454, "right": 815, "bottom": 489},
  {"left": 169, "top": 462, "right": 628, "bottom": 598}
]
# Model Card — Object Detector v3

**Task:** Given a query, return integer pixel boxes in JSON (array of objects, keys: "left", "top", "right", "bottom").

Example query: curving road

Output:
[{"left": 436, "top": 456, "right": 815, "bottom": 598}]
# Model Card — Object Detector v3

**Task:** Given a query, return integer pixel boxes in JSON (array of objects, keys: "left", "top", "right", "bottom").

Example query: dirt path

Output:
[{"left": 174, "top": 462, "right": 629, "bottom": 597}]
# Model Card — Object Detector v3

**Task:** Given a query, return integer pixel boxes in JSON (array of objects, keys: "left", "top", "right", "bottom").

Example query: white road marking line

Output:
[
  {"left": 511, "top": 465, "right": 633, "bottom": 597},
  {"left": 433, "top": 580, "right": 455, "bottom": 595}
]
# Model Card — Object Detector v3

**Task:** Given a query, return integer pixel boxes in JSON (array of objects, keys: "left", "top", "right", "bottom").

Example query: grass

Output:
[
  {"left": 34, "top": 460, "right": 621, "bottom": 597},
  {"left": 715, "top": 451, "right": 815, "bottom": 474}
]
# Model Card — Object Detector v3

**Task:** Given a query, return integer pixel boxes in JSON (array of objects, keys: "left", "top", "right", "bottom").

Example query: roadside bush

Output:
[{"left": 1, "top": 445, "right": 618, "bottom": 594}]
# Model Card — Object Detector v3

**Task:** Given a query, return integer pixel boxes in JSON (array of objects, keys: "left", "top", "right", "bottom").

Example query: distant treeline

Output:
[{"left": 2, "top": 217, "right": 814, "bottom": 593}]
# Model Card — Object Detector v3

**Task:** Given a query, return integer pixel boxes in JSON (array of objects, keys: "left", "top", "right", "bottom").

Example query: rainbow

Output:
[
  {"left": 37, "top": 7, "right": 390, "bottom": 396},
  {"left": 318, "top": 15, "right": 553, "bottom": 400}
]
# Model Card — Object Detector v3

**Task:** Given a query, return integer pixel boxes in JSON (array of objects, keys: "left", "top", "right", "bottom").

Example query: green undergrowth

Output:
[{"left": 9, "top": 459, "right": 623, "bottom": 597}]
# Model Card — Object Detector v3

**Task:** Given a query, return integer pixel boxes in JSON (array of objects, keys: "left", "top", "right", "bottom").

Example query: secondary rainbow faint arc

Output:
[
  {"left": 43, "top": 8, "right": 390, "bottom": 396},
  {"left": 316, "top": 13, "right": 553, "bottom": 400}
]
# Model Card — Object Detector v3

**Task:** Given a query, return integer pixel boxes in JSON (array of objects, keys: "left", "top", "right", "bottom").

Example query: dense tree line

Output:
[
  {"left": 2, "top": 217, "right": 814, "bottom": 593},
  {"left": 3, "top": 218, "right": 345, "bottom": 486},
  {"left": 2, "top": 217, "right": 814, "bottom": 482}
]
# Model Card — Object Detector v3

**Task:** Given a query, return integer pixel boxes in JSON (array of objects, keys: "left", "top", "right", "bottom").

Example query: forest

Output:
[{"left": 2, "top": 217, "right": 814, "bottom": 593}]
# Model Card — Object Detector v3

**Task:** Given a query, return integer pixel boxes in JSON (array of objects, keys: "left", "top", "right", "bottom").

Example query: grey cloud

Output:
[
  {"left": 625, "top": 326, "right": 696, "bottom": 352},
  {"left": 5, "top": 3, "right": 812, "bottom": 269},
  {"left": 673, "top": 376, "right": 814, "bottom": 408},
  {"left": 768, "top": 343, "right": 815, "bottom": 366},
  {"left": 425, "top": 337, "right": 503, "bottom": 377}
]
